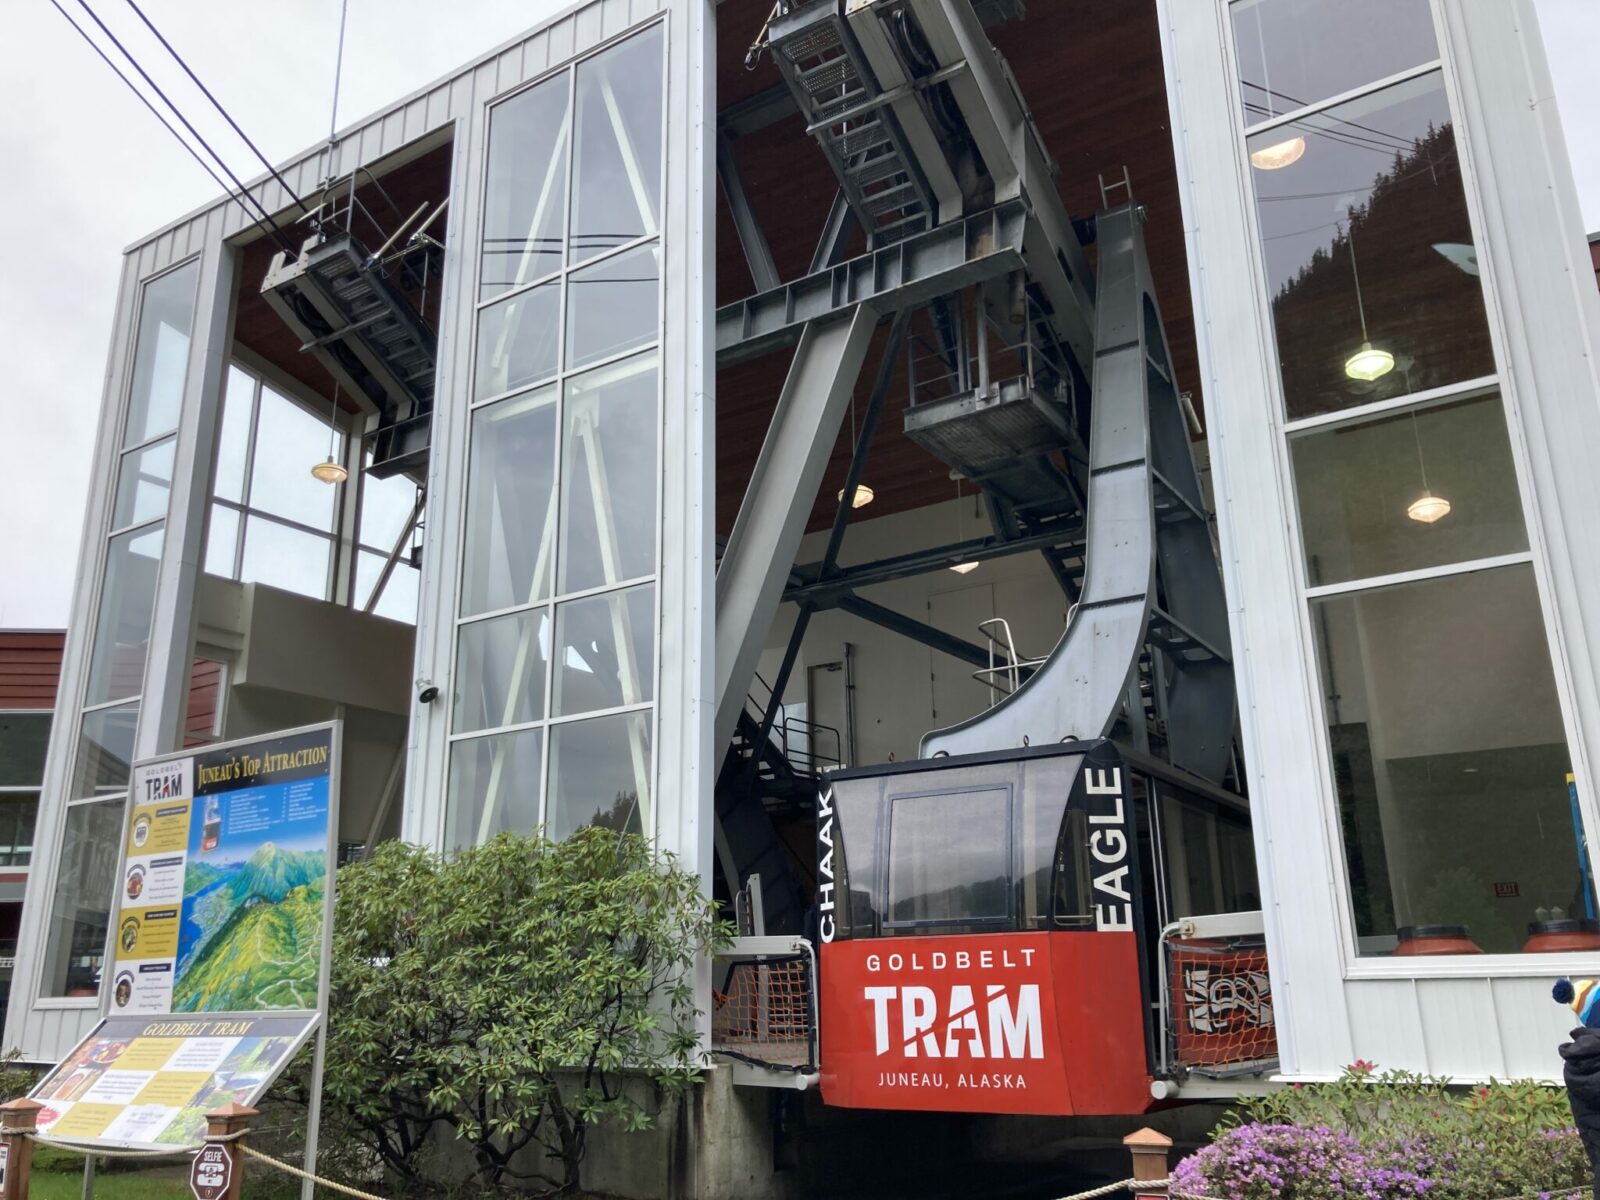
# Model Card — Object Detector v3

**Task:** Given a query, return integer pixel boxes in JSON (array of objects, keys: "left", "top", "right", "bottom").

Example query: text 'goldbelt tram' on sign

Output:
[{"left": 816, "top": 742, "right": 1155, "bottom": 1117}]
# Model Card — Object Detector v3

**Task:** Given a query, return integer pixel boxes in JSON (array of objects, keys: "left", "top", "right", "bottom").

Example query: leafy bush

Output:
[
  {"left": 322, "top": 829, "right": 729, "bottom": 1196},
  {"left": 1174, "top": 1063, "right": 1592, "bottom": 1200}
]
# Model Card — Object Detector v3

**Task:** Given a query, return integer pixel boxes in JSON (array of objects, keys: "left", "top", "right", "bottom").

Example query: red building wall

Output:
[{"left": 0, "top": 633, "right": 65, "bottom": 711}]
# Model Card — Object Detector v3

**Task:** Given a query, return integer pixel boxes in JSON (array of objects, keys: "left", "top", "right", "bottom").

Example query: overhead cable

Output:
[
  {"left": 120, "top": 0, "right": 311, "bottom": 215},
  {"left": 44, "top": 0, "right": 293, "bottom": 252},
  {"left": 70, "top": 0, "right": 298, "bottom": 254}
]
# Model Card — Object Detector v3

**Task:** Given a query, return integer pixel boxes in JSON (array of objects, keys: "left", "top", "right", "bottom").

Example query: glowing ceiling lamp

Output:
[
  {"left": 949, "top": 476, "right": 980, "bottom": 573},
  {"left": 1249, "top": 135, "right": 1306, "bottom": 171},
  {"left": 1344, "top": 341, "right": 1396, "bottom": 382},
  {"left": 312, "top": 384, "right": 348, "bottom": 485},
  {"left": 1405, "top": 411, "right": 1450, "bottom": 525},
  {"left": 837, "top": 483, "right": 875, "bottom": 508},
  {"left": 1340, "top": 222, "right": 1394, "bottom": 383}
]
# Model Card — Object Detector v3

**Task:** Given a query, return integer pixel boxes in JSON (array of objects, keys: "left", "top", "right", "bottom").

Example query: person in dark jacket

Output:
[{"left": 1555, "top": 978, "right": 1600, "bottom": 1199}]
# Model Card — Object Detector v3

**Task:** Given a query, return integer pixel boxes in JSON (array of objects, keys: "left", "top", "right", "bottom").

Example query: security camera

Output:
[{"left": 417, "top": 683, "right": 440, "bottom": 705}]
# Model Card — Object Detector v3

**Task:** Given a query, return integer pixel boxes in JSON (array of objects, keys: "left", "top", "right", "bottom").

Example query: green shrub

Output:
[
  {"left": 322, "top": 829, "right": 730, "bottom": 1196},
  {"left": 1178, "top": 1062, "right": 1592, "bottom": 1200}
]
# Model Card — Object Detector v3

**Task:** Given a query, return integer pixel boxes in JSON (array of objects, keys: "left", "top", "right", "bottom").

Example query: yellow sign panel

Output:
[
  {"left": 131, "top": 1072, "right": 211, "bottom": 1108},
  {"left": 113, "top": 906, "right": 181, "bottom": 963},
  {"left": 125, "top": 801, "right": 191, "bottom": 857},
  {"left": 48, "top": 1104, "right": 122, "bottom": 1141},
  {"left": 113, "top": 1038, "right": 179, "bottom": 1072}
]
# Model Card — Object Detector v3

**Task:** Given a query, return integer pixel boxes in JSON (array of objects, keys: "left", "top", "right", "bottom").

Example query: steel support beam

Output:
[
  {"left": 714, "top": 308, "right": 878, "bottom": 752},
  {"left": 809, "top": 189, "right": 860, "bottom": 274},
  {"left": 717, "top": 132, "right": 781, "bottom": 293},
  {"left": 716, "top": 200, "right": 1028, "bottom": 363},
  {"left": 784, "top": 522, "right": 1085, "bottom": 606},
  {"left": 835, "top": 594, "right": 1005, "bottom": 673}
]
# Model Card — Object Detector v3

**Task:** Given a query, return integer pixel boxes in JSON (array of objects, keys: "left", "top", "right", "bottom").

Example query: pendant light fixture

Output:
[
  {"left": 1249, "top": 136, "right": 1306, "bottom": 171},
  {"left": 836, "top": 387, "right": 874, "bottom": 509},
  {"left": 1405, "top": 410, "right": 1450, "bottom": 524},
  {"left": 1341, "top": 222, "right": 1394, "bottom": 382},
  {"left": 311, "top": 383, "right": 348, "bottom": 484},
  {"left": 949, "top": 476, "right": 979, "bottom": 574}
]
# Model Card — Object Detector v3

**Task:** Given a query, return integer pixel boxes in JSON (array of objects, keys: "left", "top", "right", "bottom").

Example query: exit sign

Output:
[{"left": 1494, "top": 882, "right": 1520, "bottom": 898}]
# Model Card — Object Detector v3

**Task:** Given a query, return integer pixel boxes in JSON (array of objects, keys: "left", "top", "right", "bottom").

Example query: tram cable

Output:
[
  {"left": 63, "top": 0, "right": 299, "bottom": 255},
  {"left": 42, "top": 0, "right": 294, "bottom": 254}
]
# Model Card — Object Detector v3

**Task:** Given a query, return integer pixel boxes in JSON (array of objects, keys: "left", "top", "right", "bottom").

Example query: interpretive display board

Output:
[
  {"left": 111, "top": 727, "right": 336, "bottom": 1014},
  {"left": 28, "top": 1012, "right": 319, "bottom": 1150}
]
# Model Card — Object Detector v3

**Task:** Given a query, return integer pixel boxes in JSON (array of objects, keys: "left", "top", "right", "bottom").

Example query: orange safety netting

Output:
[
  {"left": 711, "top": 957, "right": 814, "bottom": 1070},
  {"left": 1168, "top": 937, "right": 1278, "bottom": 1070}
]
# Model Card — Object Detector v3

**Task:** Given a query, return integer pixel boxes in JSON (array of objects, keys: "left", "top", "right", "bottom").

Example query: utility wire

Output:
[
  {"left": 120, "top": 0, "right": 310, "bottom": 215},
  {"left": 71, "top": 0, "right": 297, "bottom": 254},
  {"left": 44, "top": 0, "right": 291, "bottom": 251}
]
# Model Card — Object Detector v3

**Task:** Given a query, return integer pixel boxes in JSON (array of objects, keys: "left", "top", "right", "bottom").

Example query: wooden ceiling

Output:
[{"left": 713, "top": 1, "right": 1198, "bottom": 537}]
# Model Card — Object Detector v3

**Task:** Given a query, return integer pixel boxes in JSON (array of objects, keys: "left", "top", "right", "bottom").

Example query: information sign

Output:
[
  {"left": 190, "top": 1142, "right": 232, "bottom": 1199},
  {"left": 112, "top": 728, "right": 335, "bottom": 1014},
  {"left": 28, "top": 1012, "right": 319, "bottom": 1150}
]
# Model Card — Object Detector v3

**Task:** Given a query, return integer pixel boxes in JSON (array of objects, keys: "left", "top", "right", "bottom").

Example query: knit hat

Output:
[{"left": 1554, "top": 978, "right": 1600, "bottom": 1028}]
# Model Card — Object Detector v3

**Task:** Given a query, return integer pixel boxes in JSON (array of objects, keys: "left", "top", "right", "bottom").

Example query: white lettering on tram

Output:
[
  {"left": 1084, "top": 767, "right": 1134, "bottom": 931},
  {"left": 863, "top": 984, "right": 1043, "bottom": 1060}
]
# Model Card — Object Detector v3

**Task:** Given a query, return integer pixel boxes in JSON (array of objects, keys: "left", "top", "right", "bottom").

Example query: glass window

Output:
[
  {"left": 461, "top": 387, "right": 557, "bottom": 617},
  {"left": 213, "top": 366, "right": 255, "bottom": 503},
  {"left": 111, "top": 437, "right": 175, "bottom": 530},
  {"left": 84, "top": 526, "right": 164, "bottom": 707},
  {"left": 475, "top": 283, "right": 560, "bottom": 402},
  {"left": 481, "top": 74, "right": 571, "bottom": 301},
  {"left": 0, "top": 796, "right": 37, "bottom": 867},
  {"left": 358, "top": 467, "right": 419, "bottom": 553},
  {"left": 1293, "top": 394, "right": 1529, "bottom": 586},
  {"left": 546, "top": 712, "right": 651, "bottom": 840},
  {"left": 248, "top": 385, "right": 339, "bottom": 531},
  {"left": 204, "top": 505, "right": 240, "bottom": 577},
  {"left": 125, "top": 263, "right": 198, "bottom": 447},
  {"left": 354, "top": 552, "right": 419, "bottom": 624},
  {"left": 454, "top": 609, "right": 550, "bottom": 734},
  {"left": 70, "top": 702, "right": 139, "bottom": 801},
  {"left": 566, "top": 243, "right": 660, "bottom": 370},
  {"left": 40, "top": 799, "right": 126, "bottom": 997},
  {"left": 570, "top": 25, "right": 663, "bottom": 261},
  {"left": 558, "top": 353, "right": 658, "bottom": 593},
  {"left": 887, "top": 788, "right": 1010, "bottom": 925},
  {"left": 1312, "top": 565, "right": 1585, "bottom": 954},
  {"left": 0, "top": 713, "right": 52, "bottom": 787},
  {"left": 1248, "top": 73, "right": 1494, "bottom": 420},
  {"left": 1232, "top": 0, "right": 1439, "bottom": 124},
  {"left": 240, "top": 518, "right": 332, "bottom": 600},
  {"left": 446, "top": 728, "right": 543, "bottom": 850},
  {"left": 554, "top": 585, "right": 654, "bottom": 717}
]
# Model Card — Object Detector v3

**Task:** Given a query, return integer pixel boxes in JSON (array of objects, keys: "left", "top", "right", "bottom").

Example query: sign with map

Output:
[
  {"left": 111, "top": 727, "right": 336, "bottom": 1014},
  {"left": 27, "top": 1012, "right": 318, "bottom": 1150}
]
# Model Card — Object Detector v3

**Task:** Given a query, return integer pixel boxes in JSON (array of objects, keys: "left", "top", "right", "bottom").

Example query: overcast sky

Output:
[{"left": 0, "top": 0, "right": 1595, "bottom": 628}]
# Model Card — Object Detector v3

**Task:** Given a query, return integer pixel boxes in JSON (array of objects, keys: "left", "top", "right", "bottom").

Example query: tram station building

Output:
[{"left": 8, "top": 0, "right": 1600, "bottom": 1192}]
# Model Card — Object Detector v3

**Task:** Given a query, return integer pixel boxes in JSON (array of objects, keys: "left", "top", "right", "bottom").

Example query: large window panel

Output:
[
  {"left": 240, "top": 518, "right": 332, "bottom": 600},
  {"left": 461, "top": 387, "right": 557, "bottom": 617},
  {"left": 566, "top": 243, "right": 659, "bottom": 370},
  {"left": 1231, "top": 0, "right": 1439, "bottom": 124},
  {"left": 111, "top": 437, "right": 175, "bottom": 530},
  {"left": 558, "top": 353, "right": 658, "bottom": 593},
  {"left": 70, "top": 702, "right": 140, "bottom": 802},
  {"left": 83, "top": 526, "right": 164, "bottom": 707},
  {"left": 0, "top": 796, "right": 37, "bottom": 867},
  {"left": 212, "top": 366, "right": 255, "bottom": 503},
  {"left": 545, "top": 712, "right": 651, "bottom": 841},
  {"left": 887, "top": 788, "right": 1010, "bottom": 926},
  {"left": 454, "top": 608, "right": 550, "bottom": 734},
  {"left": 1313, "top": 566, "right": 1584, "bottom": 954},
  {"left": 40, "top": 799, "right": 126, "bottom": 997},
  {"left": 204, "top": 505, "right": 240, "bottom": 577},
  {"left": 446, "top": 728, "right": 543, "bottom": 850},
  {"left": 248, "top": 385, "right": 339, "bottom": 531},
  {"left": 481, "top": 74, "right": 571, "bottom": 301},
  {"left": 570, "top": 24, "right": 664, "bottom": 261},
  {"left": 124, "top": 263, "right": 198, "bottom": 447},
  {"left": 0, "top": 713, "right": 52, "bottom": 787},
  {"left": 354, "top": 551, "right": 419, "bottom": 624},
  {"left": 1293, "top": 394, "right": 1529, "bottom": 586},
  {"left": 475, "top": 283, "right": 560, "bottom": 402},
  {"left": 1249, "top": 73, "right": 1494, "bottom": 420},
  {"left": 553, "top": 584, "right": 654, "bottom": 717}
]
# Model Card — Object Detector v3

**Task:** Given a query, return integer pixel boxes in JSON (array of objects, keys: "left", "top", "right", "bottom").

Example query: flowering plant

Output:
[{"left": 1172, "top": 1064, "right": 1591, "bottom": 1200}]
